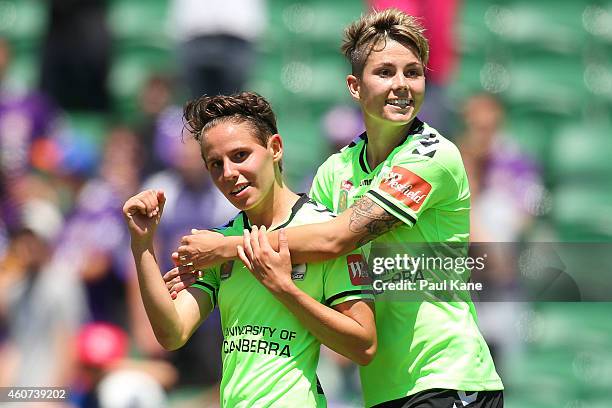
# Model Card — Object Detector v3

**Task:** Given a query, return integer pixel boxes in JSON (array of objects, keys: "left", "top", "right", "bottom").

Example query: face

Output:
[
  {"left": 201, "top": 121, "right": 281, "bottom": 211},
  {"left": 347, "top": 39, "right": 425, "bottom": 127}
]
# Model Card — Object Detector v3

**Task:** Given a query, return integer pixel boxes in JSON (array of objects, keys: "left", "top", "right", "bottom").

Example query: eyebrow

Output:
[{"left": 376, "top": 61, "right": 423, "bottom": 67}]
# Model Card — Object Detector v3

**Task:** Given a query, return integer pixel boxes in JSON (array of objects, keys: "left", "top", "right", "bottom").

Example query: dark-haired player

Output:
[{"left": 123, "top": 92, "right": 376, "bottom": 407}]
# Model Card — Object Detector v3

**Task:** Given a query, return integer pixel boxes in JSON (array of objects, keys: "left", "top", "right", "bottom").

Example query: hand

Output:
[
  {"left": 237, "top": 226, "right": 295, "bottom": 295},
  {"left": 176, "top": 229, "right": 225, "bottom": 269},
  {"left": 123, "top": 190, "right": 166, "bottom": 246},
  {"left": 163, "top": 264, "right": 201, "bottom": 300}
]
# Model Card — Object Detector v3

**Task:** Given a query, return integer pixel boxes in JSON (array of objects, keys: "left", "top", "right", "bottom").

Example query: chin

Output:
[{"left": 232, "top": 195, "right": 260, "bottom": 212}]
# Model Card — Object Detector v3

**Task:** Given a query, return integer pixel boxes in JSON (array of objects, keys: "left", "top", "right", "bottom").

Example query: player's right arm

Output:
[{"left": 124, "top": 190, "right": 213, "bottom": 350}]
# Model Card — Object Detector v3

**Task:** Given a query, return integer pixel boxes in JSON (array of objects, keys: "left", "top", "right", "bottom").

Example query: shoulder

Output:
[
  {"left": 211, "top": 212, "right": 247, "bottom": 237},
  {"left": 290, "top": 196, "right": 337, "bottom": 226},
  {"left": 319, "top": 133, "right": 366, "bottom": 171},
  {"left": 396, "top": 122, "right": 466, "bottom": 177}
]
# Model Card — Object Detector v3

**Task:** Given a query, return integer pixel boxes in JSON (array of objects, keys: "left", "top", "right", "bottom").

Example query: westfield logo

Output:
[{"left": 380, "top": 166, "right": 432, "bottom": 211}]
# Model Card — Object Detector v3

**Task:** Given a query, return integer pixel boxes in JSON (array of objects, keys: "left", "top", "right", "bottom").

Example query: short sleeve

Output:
[
  {"left": 322, "top": 249, "right": 375, "bottom": 307},
  {"left": 192, "top": 265, "right": 221, "bottom": 307},
  {"left": 309, "top": 157, "right": 335, "bottom": 211},
  {"left": 366, "top": 156, "right": 454, "bottom": 228}
]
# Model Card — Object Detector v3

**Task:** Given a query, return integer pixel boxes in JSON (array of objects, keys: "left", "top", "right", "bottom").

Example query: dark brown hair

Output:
[
  {"left": 182, "top": 92, "right": 282, "bottom": 170},
  {"left": 341, "top": 8, "right": 430, "bottom": 77}
]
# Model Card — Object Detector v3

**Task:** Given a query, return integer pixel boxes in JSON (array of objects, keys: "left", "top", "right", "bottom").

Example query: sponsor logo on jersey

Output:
[
  {"left": 380, "top": 166, "right": 432, "bottom": 211},
  {"left": 454, "top": 391, "right": 478, "bottom": 407},
  {"left": 220, "top": 260, "right": 234, "bottom": 280},
  {"left": 291, "top": 264, "right": 307, "bottom": 280},
  {"left": 347, "top": 254, "right": 371, "bottom": 285},
  {"left": 359, "top": 178, "right": 373, "bottom": 187}
]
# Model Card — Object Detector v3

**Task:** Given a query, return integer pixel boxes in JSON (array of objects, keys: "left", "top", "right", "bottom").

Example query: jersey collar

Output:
[
  {"left": 358, "top": 117, "right": 425, "bottom": 174},
  {"left": 240, "top": 193, "right": 310, "bottom": 231}
]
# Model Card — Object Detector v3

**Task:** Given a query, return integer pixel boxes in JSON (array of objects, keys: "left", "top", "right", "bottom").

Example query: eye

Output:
[
  {"left": 406, "top": 68, "right": 423, "bottom": 78},
  {"left": 208, "top": 160, "right": 222, "bottom": 171},
  {"left": 378, "top": 68, "right": 392, "bottom": 77},
  {"left": 233, "top": 151, "right": 248, "bottom": 162}
]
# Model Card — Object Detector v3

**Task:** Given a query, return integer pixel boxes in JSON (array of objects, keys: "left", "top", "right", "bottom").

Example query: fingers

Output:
[
  {"left": 124, "top": 190, "right": 163, "bottom": 218},
  {"left": 257, "top": 225, "right": 271, "bottom": 252},
  {"left": 140, "top": 190, "right": 160, "bottom": 218},
  {"left": 123, "top": 199, "right": 147, "bottom": 218},
  {"left": 278, "top": 228, "right": 290, "bottom": 259},
  {"left": 250, "top": 225, "right": 261, "bottom": 257},
  {"left": 163, "top": 267, "right": 179, "bottom": 283},
  {"left": 156, "top": 190, "right": 166, "bottom": 216},
  {"left": 164, "top": 267, "right": 198, "bottom": 293},
  {"left": 243, "top": 229, "right": 254, "bottom": 262},
  {"left": 174, "top": 248, "right": 192, "bottom": 266},
  {"left": 169, "top": 275, "right": 197, "bottom": 294},
  {"left": 177, "top": 245, "right": 191, "bottom": 262},
  {"left": 237, "top": 245, "right": 253, "bottom": 271}
]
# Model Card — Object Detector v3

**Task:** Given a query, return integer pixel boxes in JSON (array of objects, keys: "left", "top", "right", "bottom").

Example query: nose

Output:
[
  {"left": 393, "top": 73, "right": 409, "bottom": 92},
  {"left": 222, "top": 159, "right": 239, "bottom": 180}
]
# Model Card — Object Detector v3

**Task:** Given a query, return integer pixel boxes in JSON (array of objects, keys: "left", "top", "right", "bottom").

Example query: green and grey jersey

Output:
[
  {"left": 310, "top": 118, "right": 503, "bottom": 407},
  {"left": 192, "top": 194, "right": 374, "bottom": 408}
]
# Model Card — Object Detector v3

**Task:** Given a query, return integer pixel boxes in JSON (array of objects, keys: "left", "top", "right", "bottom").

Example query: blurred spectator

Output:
[
  {"left": 457, "top": 93, "right": 543, "bottom": 375},
  {"left": 130, "top": 136, "right": 236, "bottom": 388},
  {"left": 369, "top": 0, "right": 460, "bottom": 136},
  {"left": 134, "top": 74, "right": 181, "bottom": 178},
  {"left": 40, "top": 0, "right": 111, "bottom": 112},
  {"left": 168, "top": 0, "right": 266, "bottom": 98},
  {"left": 52, "top": 126, "right": 142, "bottom": 327},
  {"left": 0, "top": 38, "right": 60, "bottom": 230},
  {"left": 72, "top": 322, "right": 177, "bottom": 408},
  {"left": 457, "top": 93, "right": 542, "bottom": 246},
  {"left": 322, "top": 105, "right": 365, "bottom": 153},
  {"left": 0, "top": 224, "right": 87, "bottom": 388}
]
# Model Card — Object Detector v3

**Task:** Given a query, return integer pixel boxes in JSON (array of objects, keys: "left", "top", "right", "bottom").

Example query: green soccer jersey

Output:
[
  {"left": 310, "top": 118, "right": 503, "bottom": 407},
  {"left": 192, "top": 194, "right": 374, "bottom": 408}
]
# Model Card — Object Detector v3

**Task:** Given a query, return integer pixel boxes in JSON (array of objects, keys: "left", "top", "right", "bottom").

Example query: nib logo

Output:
[
  {"left": 346, "top": 254, "right": 371, "bottom": 285},
  {"left": 380, "top": 166, "right": 431, "bottom": 211}
]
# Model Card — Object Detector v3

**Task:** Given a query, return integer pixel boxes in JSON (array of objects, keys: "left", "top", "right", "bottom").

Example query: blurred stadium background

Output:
[{"left": 0, "top": 0, "right": 611, "bottom": 407}]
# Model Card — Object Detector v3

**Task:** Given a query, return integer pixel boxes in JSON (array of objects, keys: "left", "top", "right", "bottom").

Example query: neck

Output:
[
  {"left": 245, "top": 177, "right": 300, "bottom": 228},
  {"left": 364, "top": 117, "right": 414, "bottom": 169}
]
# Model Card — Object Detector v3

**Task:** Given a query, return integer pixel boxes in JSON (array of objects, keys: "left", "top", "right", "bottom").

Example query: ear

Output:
[
  {"left": 268, "top": 134, "right": 283, "bottom": 164},
  {"left": 346, "top": 74, "right": 360, "bottom": 101}
]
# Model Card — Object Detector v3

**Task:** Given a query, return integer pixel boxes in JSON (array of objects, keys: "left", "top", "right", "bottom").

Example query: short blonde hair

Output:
[{"left": 341, "top": 8, "right": 430, "bottom": 77}]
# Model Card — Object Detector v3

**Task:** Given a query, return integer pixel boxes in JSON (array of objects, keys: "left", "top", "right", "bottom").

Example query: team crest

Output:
[
  {"left": 338, "top": 180, "right": 354, "bottom": 212},
  {"left": 220, "top": 260, "right": 234, "bottom": 280},
  {"left": 291, "top": 264, "right": 307, "bottom": 281}
]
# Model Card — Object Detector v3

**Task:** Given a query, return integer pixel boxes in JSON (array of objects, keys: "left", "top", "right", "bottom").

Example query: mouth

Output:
[
  {"left": 386, "top": 98, "right": 413, "bottom": 109},
  {"left": 230, "top": 183, "right": 251, "bottom": 196}
]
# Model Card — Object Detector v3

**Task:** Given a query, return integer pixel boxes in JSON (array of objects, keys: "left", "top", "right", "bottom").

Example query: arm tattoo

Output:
[{"left": 349, "top": 197, "right": 402, "bottom": 247}]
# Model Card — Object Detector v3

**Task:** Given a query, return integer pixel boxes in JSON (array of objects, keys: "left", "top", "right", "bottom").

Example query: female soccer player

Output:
[
  {"left": 168, "top": 9, "right": 504, "bottom": 408},
  {"left": 123, "top": 92, "right": 376, "bottom": 407}
]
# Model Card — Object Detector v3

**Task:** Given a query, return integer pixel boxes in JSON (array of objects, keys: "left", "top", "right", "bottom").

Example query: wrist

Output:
[
  {"left": 221, "top": 236, "right": 241, "bottom": 261},
  {"left": 131, "top": 238, "right": 154, "bottom": 253},
  {"left": 272, "top": 279, "right": 300, "bottom": 300}
]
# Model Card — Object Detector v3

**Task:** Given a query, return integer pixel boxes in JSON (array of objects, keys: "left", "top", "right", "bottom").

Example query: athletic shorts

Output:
[{"left": 371, "top": 389, "right": 504, "bottom": 408}]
